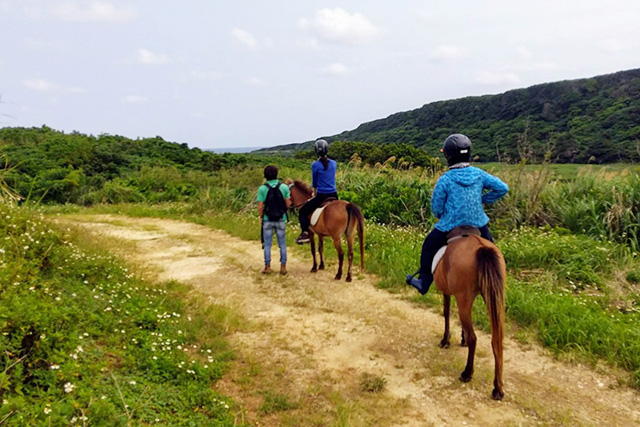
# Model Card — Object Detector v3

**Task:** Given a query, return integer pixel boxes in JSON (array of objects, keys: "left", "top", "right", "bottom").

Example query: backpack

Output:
[{"left": 264, "top": 182, "right": 287, "bottom": 221}]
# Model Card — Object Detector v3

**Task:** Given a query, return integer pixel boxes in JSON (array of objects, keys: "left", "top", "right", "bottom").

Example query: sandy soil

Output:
[{"left": 61, "top": 215, "right": 640, "bottom": 427}]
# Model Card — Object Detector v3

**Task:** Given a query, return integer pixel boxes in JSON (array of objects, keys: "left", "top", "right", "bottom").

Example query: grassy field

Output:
[
  {"left": 0, "top": 204, "right": 241, "bottom": 426},
  {"left": 2, "top": 159, "right": 640, "bottom": 424},
  {"left": 51, "top": 195, "right": 640, "bottom": 389}
]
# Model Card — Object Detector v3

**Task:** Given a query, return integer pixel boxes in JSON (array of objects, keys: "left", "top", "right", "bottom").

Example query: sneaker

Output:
[
  {"left": 280, "top": 264, "right": 287, "bottom": 275},
  {"left": 296, "top": 232, "right": 311, "bottom": 244},
  {"left": 262, "top": 264, "right": 271, "bottom": 274},
  {"left": 405, "top": 273, "right": 429, "bottom": 295}
]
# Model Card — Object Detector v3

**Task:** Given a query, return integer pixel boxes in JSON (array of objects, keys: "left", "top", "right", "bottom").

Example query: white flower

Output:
[
  {"left": 44, "top": 406, "right": 51, "bottom": 414},
  {"left": 129, "top": 380, "right": 136, "bottom": 385},
  {"left": 50, "top": 364, "right": 60, "bottom": 370},
  {"left": 2, "top": 399, "right": 8, "bottom": 405},
  {"left": 64, "top": 382, "right": 75, "bottom": 393}
]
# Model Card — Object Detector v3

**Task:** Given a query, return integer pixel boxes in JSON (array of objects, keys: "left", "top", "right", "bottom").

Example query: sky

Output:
[{"left": 1, "top": 1, "right": 639, "bottom": 150}]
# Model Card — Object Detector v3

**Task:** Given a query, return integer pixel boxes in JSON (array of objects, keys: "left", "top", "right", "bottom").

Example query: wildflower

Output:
[
  {"left": 50, "top": 364, "right": 60, "bottom": 370},
  {"left": 101, "top": 395, "right": 107, "bottom": 400},
  {"left": 2, "top": 399, "right": 8, "bottom": 405},
  {"left": 129, "top": 380, "right": 136, "bottom": 385},
  {"left": 44, "top": 406, "right": 51, "bottom": 414},
  {"left": 64, "top": 382, "right": 75, "bottom": 393}
]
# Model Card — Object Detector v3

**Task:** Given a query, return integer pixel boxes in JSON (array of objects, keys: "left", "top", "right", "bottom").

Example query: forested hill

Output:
[{"left": 261, "top": 68, "right": 640, "bottom": 163}]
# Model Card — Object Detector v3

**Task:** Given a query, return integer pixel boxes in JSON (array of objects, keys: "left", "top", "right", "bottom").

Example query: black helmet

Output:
[
  {"left": 442, "top": 134, "right": 472, "bottom": 166},
  {"left": 314, "top": 139, "right": 329, "bottom": 156}
]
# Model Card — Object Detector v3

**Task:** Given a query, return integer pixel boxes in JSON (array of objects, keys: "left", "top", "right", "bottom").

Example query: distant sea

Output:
[{"left": 210, "top": 146, "right": 263, "bottom": 154}]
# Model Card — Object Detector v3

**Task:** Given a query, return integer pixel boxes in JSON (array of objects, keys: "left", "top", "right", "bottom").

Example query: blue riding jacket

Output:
[{"left": 431, "top": 166, "right": 508, "bottom": 232}]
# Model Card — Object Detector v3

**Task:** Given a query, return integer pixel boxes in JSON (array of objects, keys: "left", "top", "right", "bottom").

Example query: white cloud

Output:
[
  {"left": 246, "top": 77, "right": 264, "bottom": 86},
  {"left": 299, "top": 8, "right": 381, "bottom": 46},
  {"left": 231, "top": 29, "right": 258, "bottom": 50},
  {"left": 23, "top": 78, "right": 87, "bottom": 94},
  {"left": 431, "top": 45, "right": 467, "bottom": 61},
  {"left": 23, "top": 79, "right": 56, "bottom": 92},
  {"left": 67, "top": 87, "right": 86, "bottom": 94},
  {"left": 185, "top": 70, "right": 223, "bottom": 81},
  {"left": 53, "top": 1, "right": 137, "bottom": 23},
  {"left": 123, "top": 95, "right": 148, "bottom": 103},
  {"left": 516, "top": 45, "right": 534, "bottom": 61},
  {"left": 295, "top": 38, "right": 320, "bottom": 50},
  {"left": 137, "top": 49, "right": 170, "bottom": 65},
  {"left": 474, "top": 70, "right": 520, "bottom": 85},
  {"left": 597, "top": 38, "right": 626, "bottom": 54},
  {"left": 321, "top": 63, "right": 351, "bottom": 76}
]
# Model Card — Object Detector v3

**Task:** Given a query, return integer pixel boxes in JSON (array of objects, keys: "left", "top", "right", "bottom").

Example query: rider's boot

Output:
[
  {"left": 280, "top": 264, "right": 287, "bottom": 275},
  {"left": 296, "top": 231, "right": 311, "bottom": 244},
  {"left": 262, "top": 264, "right": 271, "bottom": 274},
  {"left": 405, "top": 271, "right": 431, "bottom": 295}
]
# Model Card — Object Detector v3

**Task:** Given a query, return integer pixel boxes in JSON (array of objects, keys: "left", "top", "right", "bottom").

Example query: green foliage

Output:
[
  {"left": 295, "top": 141, "right": 443, "bottom": 171},
  {"left": 268, "top": 69, "right": 640, "bottom": 163},
  {"left": 259, "top": 391, "right": 299, "bottom": 414},
  {"left": 0, "top": 205, "right": 236, "bottom": 425},
  {"left": 359, "top": 373, "right": 387, "bottom": 393}
]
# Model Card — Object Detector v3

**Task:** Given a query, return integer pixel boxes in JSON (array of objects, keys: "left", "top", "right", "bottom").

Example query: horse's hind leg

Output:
[
  {"left": 332, "top": 236, "right": 344, "bottom": 280},
  {"left": 318, "top": 237, "right": 325, "bottom": 270},
  {"left": 440, "top": 294, "right": 451, "bottom": 348},
  {"left": 457, "top": 298, "right": 476, "bottom": 383},
  {"left": 345, "top": 232, "right": 354, "bottom": 282},
  {"left": 310, "top": 232, "right": 318, "bottom": 273}
]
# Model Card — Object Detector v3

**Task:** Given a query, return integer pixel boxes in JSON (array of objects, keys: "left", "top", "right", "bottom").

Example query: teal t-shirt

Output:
[{"left": 257, "top": 180, "right": 290, "bottom": 221}]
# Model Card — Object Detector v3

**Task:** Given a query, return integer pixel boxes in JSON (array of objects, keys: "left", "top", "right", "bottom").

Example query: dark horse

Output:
[
  {"left": 288, "top": 180, "right": 365, "bottom": 282},
  {"left": 434, "top": 231, "right": 506, "bottom": 400}
]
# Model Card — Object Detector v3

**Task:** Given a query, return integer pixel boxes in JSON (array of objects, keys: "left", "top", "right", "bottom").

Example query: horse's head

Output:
[{"left": 287, "top": 179, "right": 313, "bottom": 209}]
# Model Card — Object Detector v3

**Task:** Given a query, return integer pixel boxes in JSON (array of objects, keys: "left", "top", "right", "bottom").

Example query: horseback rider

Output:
[
  {"left": 406, "top": 134, "right": 508, "bottom": 294},
  {"left": 296, "top": 139, "right": 339, "bottom": 244}
]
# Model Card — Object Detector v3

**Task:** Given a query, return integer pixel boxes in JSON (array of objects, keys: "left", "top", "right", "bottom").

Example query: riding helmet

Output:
[
  {"left": 442, "top": 134, "right": 472, "bottom": 166},
  {"left": 314, "top": 139, "right": 329, "bottom": 157}
]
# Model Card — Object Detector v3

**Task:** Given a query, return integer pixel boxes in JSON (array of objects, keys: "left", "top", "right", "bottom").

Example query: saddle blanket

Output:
[
  {"left": 310, "top": 206, "right": 326, "bottom": 227},
  {"left": 432, "top": 246, "right": 447, "bottom": 274}
]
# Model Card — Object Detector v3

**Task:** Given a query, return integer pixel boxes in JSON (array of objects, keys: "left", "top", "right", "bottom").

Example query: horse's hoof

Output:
[
  {"left": 459, "top": 371, "right": 473, "bottom": 383},
  {"left": 460, "top": 342, "right": 468, "bottom": 347},
  {"left": 319, "top": 264, "right": 325, "bottom": 270},
  {"left": 439, "top": 340, "right": 450, "bottom": 349},
  {"left": 310, "top": 267, "right": 317, "bottom": 273},
  {"left": 346, "top": 276, "right": 352, "bottom": 282},
  {"left": 492, "top": 388, "right": 504, "bottom": 401},
  {"left": 334, "top": 274, "right": 341, "bottom": 280}
]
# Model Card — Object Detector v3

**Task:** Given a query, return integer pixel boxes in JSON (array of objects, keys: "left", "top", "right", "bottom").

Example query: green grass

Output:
[
  {"left": 0, "top": 205, "right": 239, "bottom": 426},
  {"left": 59, "top": 202, "right": 640, "bottom": 388}
]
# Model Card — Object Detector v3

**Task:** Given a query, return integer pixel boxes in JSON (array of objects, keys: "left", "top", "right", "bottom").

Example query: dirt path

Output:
[{"left": 62, "top": 215, "right": 640, "bottom": 426}]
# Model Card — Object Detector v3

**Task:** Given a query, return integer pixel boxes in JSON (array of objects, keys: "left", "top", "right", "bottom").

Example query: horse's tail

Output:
[
  {"left": 346, "top": 203, "right": 365, "bottom": 272},
  {"left": 476, "top": 245, "right": 505, "bottom": 395}
]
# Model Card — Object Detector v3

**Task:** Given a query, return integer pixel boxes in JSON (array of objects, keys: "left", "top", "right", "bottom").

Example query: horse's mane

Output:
[{"left": 292, "top": 180, "right": 313, "bottom": 196}]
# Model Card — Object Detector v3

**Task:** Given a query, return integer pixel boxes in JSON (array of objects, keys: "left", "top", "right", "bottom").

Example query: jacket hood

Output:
[{"left": 445, "top": 166, "right": 484, "bottom": 187}]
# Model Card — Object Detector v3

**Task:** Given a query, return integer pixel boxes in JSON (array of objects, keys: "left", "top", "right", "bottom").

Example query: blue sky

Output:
[{"left": 1, "top": 1, "right": 639, "bottom": 149}]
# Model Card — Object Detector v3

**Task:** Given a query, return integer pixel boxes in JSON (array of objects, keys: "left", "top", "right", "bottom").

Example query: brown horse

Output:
[
  {"left": 288, "top": 180, "right": 364, "bottom": 282},
  {"left": 433, "top": 231, "right": 506, "bottom": 400}
]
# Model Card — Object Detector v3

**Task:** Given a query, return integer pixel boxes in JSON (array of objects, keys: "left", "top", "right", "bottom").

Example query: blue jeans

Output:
[{"left": 263, "top": 220, "right": 287, "bottom": 266}]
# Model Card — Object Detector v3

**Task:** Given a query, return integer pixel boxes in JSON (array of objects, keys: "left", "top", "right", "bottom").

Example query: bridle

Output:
[{"left": 288, "top": 183, "right": 311, "bottom": 210}]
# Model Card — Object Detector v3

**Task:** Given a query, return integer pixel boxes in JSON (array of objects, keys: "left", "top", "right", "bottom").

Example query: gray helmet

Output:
[
  {"left": 442, "top": 134, "right": 472, "bottom": 166},
  {"left": 314, "top": 139, "right": 329, "bottom": 156}
]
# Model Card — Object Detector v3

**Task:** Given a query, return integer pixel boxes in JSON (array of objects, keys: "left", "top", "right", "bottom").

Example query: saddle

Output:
[
  {"left": 309, "top": 198, "right": 337, "bottom": 226},
  {"left": 431, "top": 226, "right": 481, "bottom": 273}
]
